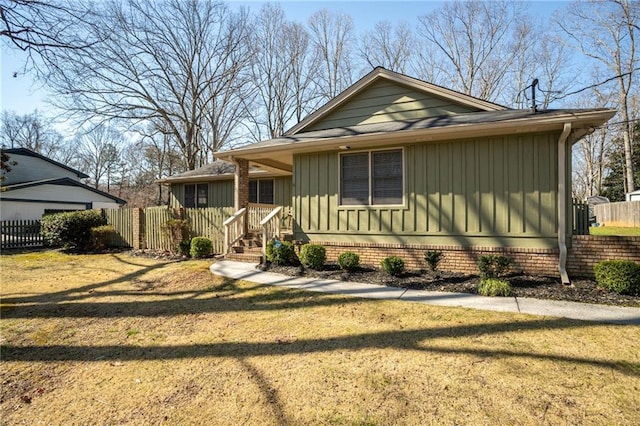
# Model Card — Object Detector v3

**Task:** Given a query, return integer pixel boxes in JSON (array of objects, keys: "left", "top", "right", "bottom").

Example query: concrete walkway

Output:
[{"left": 210, "top": 260, "right": 640, "bottom": 325}]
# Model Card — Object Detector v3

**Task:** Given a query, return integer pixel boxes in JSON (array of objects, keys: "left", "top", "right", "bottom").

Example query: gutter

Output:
[{"left": 558, "top": 122, "right": 572, "bottom": 284}]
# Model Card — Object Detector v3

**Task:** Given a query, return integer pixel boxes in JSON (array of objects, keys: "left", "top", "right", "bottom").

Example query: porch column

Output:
[{"left": 233, "top": 157, "right": 249, "bottom": 211}]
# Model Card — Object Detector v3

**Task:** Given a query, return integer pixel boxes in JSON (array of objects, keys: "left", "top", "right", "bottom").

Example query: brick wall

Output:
[
  {"left": 312, "top": 241, "right": 560, "bottom": 276},
  {"left": 567, "top": 235, "right": 640, "bottom": 278},
  {"left": 308, "top": 236, "right": 640, "bottom": 279}
]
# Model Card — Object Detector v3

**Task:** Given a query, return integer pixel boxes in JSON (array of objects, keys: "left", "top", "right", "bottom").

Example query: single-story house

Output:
[
  {"left": 1, "top": 147, "right": 126, "bottom": 220},
  {"left": 162, "top": 67, "right": 615, "bottom": 281}
]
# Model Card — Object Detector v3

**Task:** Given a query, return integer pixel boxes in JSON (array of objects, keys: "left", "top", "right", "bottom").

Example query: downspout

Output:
[{"left": 558, "top": 122, "right": 572, "bottom": 285}]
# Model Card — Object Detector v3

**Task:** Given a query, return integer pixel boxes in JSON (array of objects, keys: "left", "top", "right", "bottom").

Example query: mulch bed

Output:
[{"left": 262, "top": 263, "right": 640, "bottom": 308}]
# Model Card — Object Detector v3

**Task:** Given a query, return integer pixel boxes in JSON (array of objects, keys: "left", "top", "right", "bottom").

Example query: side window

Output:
[
  {"left": 339, "top": 149, "right": 403, "bottom": 206},
  {"left": 249, "top": 179, "right": 274, "bottom": 204},
  {"left": 185, "top": 184, "right": 195, "bottom": 208},
  {"left": 184, "top": 184, "right": 208, "bottom": 208},
  {"left": 197, "top": 184, "right": 208, "bottom": 208}
]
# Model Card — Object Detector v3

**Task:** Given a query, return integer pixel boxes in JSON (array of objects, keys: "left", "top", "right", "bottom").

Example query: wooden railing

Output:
[
  {"left": 247, "top": 203, "right": 278, "bottom": 231},
  {"left": 223, "top": 208, "right": 246, "bottom": 254},
  {"left": 260, "top": 206, "right": 283, "bottom": 259}
]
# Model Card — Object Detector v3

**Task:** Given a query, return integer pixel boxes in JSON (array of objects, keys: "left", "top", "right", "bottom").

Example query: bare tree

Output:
[
  {"left": 247, "top": 4, "right": 319, "bottom": 140},
  {"left": 1, "top": 0, "right": 102, "bottom": 78},
  {"left": 558, "top": 0, "right": 638, "bottom": 193},
  {"left": 76, "top": 124, "right": 123, "bottom": 189},
  {"left": 0, "top": 110, "right": 73, "bottom": 162},
  {"left": 359, "top": 21, "right": 413, "bottom": 74},
  {"left": 416, "top": 0, "right": 532, "bottom": 103},
  {"left": 308, "top": 9, "right": 356, "bottom": 101},
  {"left": 41, "top": 0, "right": 253, "bottom": 170}
]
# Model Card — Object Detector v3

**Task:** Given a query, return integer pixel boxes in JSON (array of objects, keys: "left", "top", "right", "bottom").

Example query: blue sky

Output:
[{"left": 0, "top": 0, "right": 569, "bottom": 117}]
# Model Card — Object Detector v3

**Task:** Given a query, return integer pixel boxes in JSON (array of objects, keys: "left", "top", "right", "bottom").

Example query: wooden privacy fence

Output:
[
  {"left": 594, "top": 201, "right": 640, "bottom": 227},
  {"left": 102, "top": 206, "right": 234, "bottom": 253},
  {"left": 572, "top": 199, "right": 590, "bottom": 235},
  {"left": 0, "top": 220, "right": 43, "bottom": 249},
  {"left": 185, "top": 207, "right": 234, "bottom": 254},
  {"left": 102, "top": 208, "right": 134, "bottom": 247}
]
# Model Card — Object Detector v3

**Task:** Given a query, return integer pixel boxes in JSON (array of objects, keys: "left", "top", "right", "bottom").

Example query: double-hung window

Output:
[
  {"left": 249, "top": 179, "right": 274, "bottom": 204},
  {"left": 340, "top": 149, "right": 403, "bottom": 206},
  {"left": 184, "top": 184, "right": 208, "bottom": 208}
]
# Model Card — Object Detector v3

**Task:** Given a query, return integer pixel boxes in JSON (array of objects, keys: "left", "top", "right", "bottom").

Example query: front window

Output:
[
  {"left": 340, "top": 149, "right": 403, "bottom": 206},
  {"left": 249, "top": 179, "right": 274, "bottom": 204},
  {"left": 184, "top": 184, "right": 208, "bottom": 208}
]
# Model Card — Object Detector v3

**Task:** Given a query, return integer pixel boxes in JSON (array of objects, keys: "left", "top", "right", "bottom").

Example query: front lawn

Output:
[
  {"left": 1, "top": 251, "right": 639, "bottom": 425},
  {"left": 590, "top": 226, "right": 640, "bottom": 236}
]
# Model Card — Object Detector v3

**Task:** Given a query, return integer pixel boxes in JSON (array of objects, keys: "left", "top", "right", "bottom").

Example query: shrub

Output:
[
  {"left": 190, "top": 237, "right": 213, "bottom": 259},
  {"left": 338, "top": 251, "right": 360, "bottom": 272},
  {"left": 90, "top": 225, "right": 117, "bottom": 251},
  {"left": 41, "top": 210, "right": 107, "bottom": 250},
  {"left": 161, "top": 219, "right": 189, "bottom": 253},
  {"left": 424, "top": 250, "right": 443, "bottom": 272},
  {"left": 265, "top": 240, "right": 297, "bottom": 265},
  {"left": 477, "top": 254, "right": 512, "bottom": 278},
  {"left": 299, "top": 244, "right": 326, "bottom": 270},
  {"left": 178, "top": 240, "right": 192, "bottom": 257},
  {"left": 381, "top": 256, "right": 405, "bottom": 277},
  {"left": 594, "top": 260, "right": 640, "bottom": 295},
  {"left": 477, "top": 278, "right": 513, "bottom": 297}
]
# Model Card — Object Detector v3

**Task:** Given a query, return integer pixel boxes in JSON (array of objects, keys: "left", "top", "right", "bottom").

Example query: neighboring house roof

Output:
[
  {"left": 156, "top": 160, "right": 282, "bottom": 184},
  {"left": 1, "top": 177, "right": 127, "bottom": 205},
  {"left": 1, "top": 147, "right": 89, "bottom": 179}
]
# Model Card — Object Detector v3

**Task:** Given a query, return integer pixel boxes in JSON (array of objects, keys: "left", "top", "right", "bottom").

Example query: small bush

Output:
[
  {"left": 338, "top": 251, "right": 360, "bottom": 272},
  {"left": 299, "top": 244, "right": 326, "bottom": 270},
  {"left": 190, "top": 237, "right": 213, "bottom": 258},
  {"left": 265, "top": 240, "right": 297, "bottom": 265},
  {"left": 477, "top": 254, "right": 512, "bottom": 278},
  {"left": 424, "top": 250, "right": 443, "bottom": 272},
  {"left": 381, "top": 256, "right": 405, "bottom": 277},
  {"left": 90, "top": 225, "right": 116, "bottom": 251},
  {"left": 178, "top": 240, "right": 192, "bottom": 257},
  {"left": 161, "top": 219, "right": 190, "bottom": 253},
  {"left": 594, "top": 260, "right": 640, "bottom": 295},
  {"left": 477, "top": 278, "right": 513, "bottom": 297},
  {"left": 41, "top": 210, "right": 107, "bottom": 250}
]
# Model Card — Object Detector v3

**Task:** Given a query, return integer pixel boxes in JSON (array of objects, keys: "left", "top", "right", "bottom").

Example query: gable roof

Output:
[
  {"left": 285, "top": 67, "right": 508, "bottom": 135},
  {"left": 1, "top": 147, "right": 89, "bottom": 179},
  {"left": 2, "top": 177, "right": 127, "bottom": 205}
]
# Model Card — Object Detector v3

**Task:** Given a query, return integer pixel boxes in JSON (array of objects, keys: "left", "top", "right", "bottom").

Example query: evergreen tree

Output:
[{"left": 602, "top": 123, "right": 640, "bottom": 201}]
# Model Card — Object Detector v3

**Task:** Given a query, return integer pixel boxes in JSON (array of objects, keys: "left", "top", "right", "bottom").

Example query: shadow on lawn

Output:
[
  {"left": 2, "top": 262, "right": 640, "bottom": 380},
  {"left": 2, "top": 275, "right": 639, "bottom": 378}
]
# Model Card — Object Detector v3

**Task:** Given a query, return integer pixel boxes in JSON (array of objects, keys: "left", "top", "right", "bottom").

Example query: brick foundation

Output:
[
  {"left": 567, "top": 235, "right": 640, "bottom": 278},
  {"left": 312, "top": 241, "right": 560, "bottom": 276},
  {"left": 308, "top": 236, "right": 640, "bottom": 279}
]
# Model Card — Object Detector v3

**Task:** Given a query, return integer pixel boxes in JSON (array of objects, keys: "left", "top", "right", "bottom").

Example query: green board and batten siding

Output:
[
  {"left": 305, "top": 80, "right": 480, "bottom": 132},
  {"left": 170, "top": 176, "right": 292, "bottom": 211},
  {"left": 293, "top": 132, "right": 562, "bottom": 249}
]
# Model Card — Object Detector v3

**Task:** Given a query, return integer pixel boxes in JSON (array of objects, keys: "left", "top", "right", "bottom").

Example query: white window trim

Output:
[{"left": 338, "top": 147, "right": 405, "bottom": 208}]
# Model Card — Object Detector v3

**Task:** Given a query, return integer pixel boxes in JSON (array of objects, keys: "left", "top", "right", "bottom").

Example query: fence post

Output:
[{"left": 132, "top": 208, "right": 145, "bottom": 250}]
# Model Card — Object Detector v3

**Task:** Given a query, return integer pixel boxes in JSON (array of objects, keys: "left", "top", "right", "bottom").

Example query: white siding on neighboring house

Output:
[
  {"left": 5, "top": 184, "right": 116, "bottom": 204},
  {"left": 1, "top": 202, "right": 85, "bottom": 221},
  {"left": 626, "top": 190, "right": 640, "bottom": 202}
]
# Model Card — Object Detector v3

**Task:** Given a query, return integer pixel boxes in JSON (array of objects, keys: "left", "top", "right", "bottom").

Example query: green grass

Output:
[
  {"left": 1, "top": 251, "right": 639, "bottom": 425},
  {"left": 589, "top": 226, "right": 640, "bottom": 236}
]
